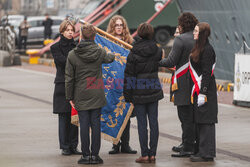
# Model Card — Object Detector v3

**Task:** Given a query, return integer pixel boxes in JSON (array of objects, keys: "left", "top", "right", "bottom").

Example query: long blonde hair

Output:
[{"left": 106, "top": 15, "right": 133, "bottom": 44}]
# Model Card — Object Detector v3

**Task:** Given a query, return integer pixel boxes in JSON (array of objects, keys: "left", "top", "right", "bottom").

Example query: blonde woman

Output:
[
  {"left": 51, "top": 20, "right": 81, "bottom": 156},
  {"left": 106, "top": 15, "right": 137, "bottom": 154}
]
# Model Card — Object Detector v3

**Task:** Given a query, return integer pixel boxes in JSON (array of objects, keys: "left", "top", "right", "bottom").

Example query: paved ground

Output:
[{"left": 0, "top": 65, "right": 250, "bottom": 167}]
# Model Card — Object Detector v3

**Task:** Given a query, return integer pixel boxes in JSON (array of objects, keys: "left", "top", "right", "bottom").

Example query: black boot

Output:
[
  {"left": 91, "top": 155, "right": 104, "bottom": 164},
  {"left": 172, "top": 143, "right": 184, "bottom": 152},
  {"left": 70, "top": 147, "right": 82, "bottom": 155},
  {"left": 78, "top": 155, "right": 91, "bottom": 164},
  {"left": 121, "top": 145, "right": 137, "bottom": 154},
  {"left": 109, "top": 143, "right": 120, "bottom": 154},
  {"left": 61, "top": 149, "right": 72, "bottom": 156}
]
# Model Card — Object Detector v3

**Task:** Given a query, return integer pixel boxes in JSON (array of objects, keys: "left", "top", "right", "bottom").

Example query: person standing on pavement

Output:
[
  {"left": 106, "top": 15, "right": 137, "bottom": 155},
  {"left": 18, "top": 16, "right": 30, "bottom": 50},
  {"left": 159, "top": 12, "right": 199, "bottom": 157},
  {"left": 65, "top": 24, "right": 115, "bottom": 165},
  {"left": 123, "top": 23, "right": 164, "bottom": 163},
  {"left": 43, "top": 13, "right": 53, "bottom": 39},
  {"left": 189, "top": 22, "right": 218, "bottom": 162},
  {"left": 50, "top": 20, "right": 81, "bottom": 156}
]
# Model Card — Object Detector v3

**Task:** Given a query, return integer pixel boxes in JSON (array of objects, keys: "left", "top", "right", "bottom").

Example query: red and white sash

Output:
[
  {"left": 171, "top": 62, "right": 189, "bottom": 92},
  {"left": 189, "top": 61, "right": 216, "bottom": 103}
]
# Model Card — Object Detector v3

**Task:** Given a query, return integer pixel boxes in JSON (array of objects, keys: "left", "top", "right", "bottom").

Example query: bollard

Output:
[{"left": 26, "top": 49, "right": 40, "bottom": 64}]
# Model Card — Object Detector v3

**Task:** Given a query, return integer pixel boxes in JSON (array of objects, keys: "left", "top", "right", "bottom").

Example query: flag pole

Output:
[
  {"left": 79, "top": 20, "right": 174, "bottom": 72},
  {"left": 79, "top": 20, "right": 132, "bottom": 49}
]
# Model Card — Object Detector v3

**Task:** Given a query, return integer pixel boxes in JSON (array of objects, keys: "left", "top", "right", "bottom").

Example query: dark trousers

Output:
[
  {"left": 58, "top": 112, "right": 78, "bottom": 150},
  {"left": 120, "top": 119, "right": 130, "bottom": 148},
  {"left": 177, "top": 105, "right": 195, "bottom": 152},
  {"left": 135, "top": 101, "right": 159, "bottom": 157},
  {"left": 78, "top": 108, "right": 101, "bottom": 156},
  {"left": 196, "top": 123, "right": 216, "bottom": 158},
  {"left": 112, "top": 118, "right": 130, "bottom": 148},
  {"left": 18, "top": 36, "right": 27, "bottom": 50}
]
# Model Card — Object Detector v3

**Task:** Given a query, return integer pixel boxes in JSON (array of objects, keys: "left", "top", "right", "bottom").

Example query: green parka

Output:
[{"left": 65, "top": 40, "right": 115, "bottom": 111}]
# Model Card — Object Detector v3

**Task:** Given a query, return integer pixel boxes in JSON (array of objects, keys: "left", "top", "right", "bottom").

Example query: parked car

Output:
[
  {"left": 0, "top": 15, "right": 24, "bottom": 27},
  {"left": 26, "top": 16, "right": 64, "bottom": 44}
]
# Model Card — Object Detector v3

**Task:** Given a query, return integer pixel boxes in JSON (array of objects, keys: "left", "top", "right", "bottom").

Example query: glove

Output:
[{"left": 197, "top": 94, "right": 206, "bottom": 107}]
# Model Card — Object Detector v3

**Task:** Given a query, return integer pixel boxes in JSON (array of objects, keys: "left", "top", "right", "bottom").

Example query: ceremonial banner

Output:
[
  {"left": 71, "top": 33, "right": 133, "bottom": 144},
  {"left": 95, "top": 34, "right": 133, "bottom": 144}
]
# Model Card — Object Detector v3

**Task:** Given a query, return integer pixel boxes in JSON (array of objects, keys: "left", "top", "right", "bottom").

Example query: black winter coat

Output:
[
  {"left": 42, "top": 18, "right": 53, "bottom": 35},
  {"left": 51, "top": 34, "right": 76, "bottom": 83},
  {"left": 191, "top": 42, "right": 218, "bottom": 124},
  {"left": 123, "top": 39, "right": 164, "bottom": 104},
  {"left": 51, "top": 35, "right": 76, "bottom": 114}
]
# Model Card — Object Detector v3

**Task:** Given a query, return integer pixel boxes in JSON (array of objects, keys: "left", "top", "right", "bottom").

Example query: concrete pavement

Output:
[{"left": 0, "top": 66, "right": 250, "bottom": 167}]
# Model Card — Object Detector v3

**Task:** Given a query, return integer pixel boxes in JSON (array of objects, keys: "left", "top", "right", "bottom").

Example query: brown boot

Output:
[
  {"left": 150, "top": 156, "right": 156, "bottom": 163},
  {"left": 135, "top": 156, "right": 150, "bottom": 163}
]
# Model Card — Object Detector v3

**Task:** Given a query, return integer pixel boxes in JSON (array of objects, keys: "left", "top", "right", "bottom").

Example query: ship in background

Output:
[{"left": 176, "top": 0, "right": 250, "bottom": 81}]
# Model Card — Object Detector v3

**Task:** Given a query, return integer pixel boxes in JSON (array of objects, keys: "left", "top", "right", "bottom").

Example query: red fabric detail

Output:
[
  {"left": 171, "top": 74, "right": 175, "bottom": 84},
  {"left": 176, "top": 67, "right": 188, "bottom": 79},
  {"left": 189, "top": 66, "right": 200, "bottom": 96},
  {"left": 71, "top": 107, "right": 78, "bottom": 116}
]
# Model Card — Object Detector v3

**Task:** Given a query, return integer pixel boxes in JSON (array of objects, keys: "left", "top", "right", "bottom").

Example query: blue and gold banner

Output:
[{"left": 95, "top": 34, "right": 133, "bottom": 144}]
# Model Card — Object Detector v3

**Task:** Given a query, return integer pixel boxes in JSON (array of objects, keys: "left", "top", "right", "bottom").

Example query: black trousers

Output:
[
  {"left": 196, "top": 123, "right": 216, "bottom": 158},
  {"left": 78, "top": 108, "right": 101, "bottom": 156},
  {"left": 177, "top": 105, "right": 195, "bottom": 152},
  {"left": 18, "top": 36, "right": 27, "bottom": 50},
  {"left": 44, "top": 33, "right": 52, "bottom": 39},
  {"left": 135, "top": 101, "right": 159, "bottom": 157},
  {"left": 112, "top": 118, "right": 130, "bottom": 148},
  {"left": 58, "top": 112, "right": 78, "bottom": 150},
  {"left": 121, "top": 118, "right": 130, "bottom": 147}
]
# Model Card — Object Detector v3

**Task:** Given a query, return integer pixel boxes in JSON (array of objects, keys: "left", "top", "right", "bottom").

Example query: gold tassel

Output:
[
  {"left": 171, "top": 95, "right": 174, "bottom": 102},
  {"left": 191, "top": 96, "right": 194, "bottom": 104},
  {"left": 71, "top": 115, "right": 79, "bottom": 127},
  {"left": 171, "top": 83, "right": 178, "bottom": 91}
]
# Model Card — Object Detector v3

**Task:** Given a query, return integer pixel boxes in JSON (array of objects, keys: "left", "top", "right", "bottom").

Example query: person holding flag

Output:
[
  {"left": 189, "top": 22, "right": 218, "bottom": 162},
  {"left": 106, "top": 15, "right": 137, "bottom": 155},
  {"left": 65, "top": 24, "right": 115, "bottom": 164}
]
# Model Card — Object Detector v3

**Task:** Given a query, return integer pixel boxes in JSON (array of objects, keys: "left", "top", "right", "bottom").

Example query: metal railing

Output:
[{"left": 0, "top": 25, "right": 16, "bottom": 62}]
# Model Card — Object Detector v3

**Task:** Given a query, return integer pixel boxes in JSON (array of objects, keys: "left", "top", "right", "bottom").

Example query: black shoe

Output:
[
  {"left": 70, "top": 148, "right": 82, "bottom": 155},
  {"left": 171, "top": 150, "right": 194, "bottom": 157},
  {"left": 190, "top": 155, "right": 214, "bottom": 162},
  {"left": 78, "top": 155, "right": 91, "bottom": 164},
  {"left": 109, "top": 144, "right": 120, "bottom": 154},
  {"left": 91, "top": 155, "right": 103, "bottom": 164},
  {"left": 121, "top": 146, "right": 137, "bottom": 154},
  {"left": 61, "top": 149, "right": 72, "bottom": 156},
  {"left": 172, "top": 143, "right": 183, "bottom": 152}
]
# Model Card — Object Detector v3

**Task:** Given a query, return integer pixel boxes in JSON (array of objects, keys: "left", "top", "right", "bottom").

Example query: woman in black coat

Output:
[
  {"left": 50, "top": 20, "right": 80, "bottom": 156},
  {"left": 123, "top": 23, "right": 164, "bottom": 163},
  {"left": 189, "top": 22, "right": 218, "bottom": 162}
]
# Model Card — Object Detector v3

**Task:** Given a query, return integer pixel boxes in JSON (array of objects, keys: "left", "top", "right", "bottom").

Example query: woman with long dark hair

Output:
[{"left": 189, "top": 22, "right": 218, "bottom": 162}]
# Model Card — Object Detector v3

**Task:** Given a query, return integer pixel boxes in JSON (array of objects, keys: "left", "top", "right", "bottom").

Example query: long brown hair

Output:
[
  {"left": 191, "top": 22, "right": 211, "bottom": 62},
  {"left": 106, "top": 15, "right": 133, "bottom": 44}
]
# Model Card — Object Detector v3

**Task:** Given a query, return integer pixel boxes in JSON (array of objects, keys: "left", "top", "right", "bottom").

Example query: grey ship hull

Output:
[{"left": 177, "top": 0, "right": 250, "bottom": 81}]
